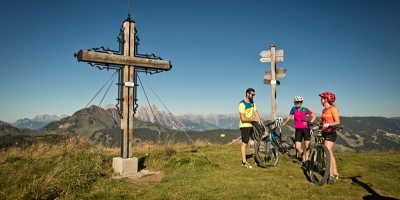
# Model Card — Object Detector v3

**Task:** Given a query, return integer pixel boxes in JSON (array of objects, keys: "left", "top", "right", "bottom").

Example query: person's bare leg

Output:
[
  {"left": 304, "top": 140, "right": 311, "bottom": 160},
  {"left": 325, "top": 140, "right": 337, "bottom": 176},
  {"left": 241, "top": 142, "right": 247, "bottom": 162},
  {"left": 295, "top": 141, "right": 304, "bottom": 161}
]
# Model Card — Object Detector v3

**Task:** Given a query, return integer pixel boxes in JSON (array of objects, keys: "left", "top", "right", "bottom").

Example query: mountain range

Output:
[
  {"left": 0, "top": 105, "right": 399, "bottom": 151},
  {"left": 128, "top": 104, "right": 289, "bottom": 131},
  {"left": 3, "top": 104, "right": 287, "bottom": 131},
  {"left": 5, "top": 114, "right": 69, "bottom": 130}
]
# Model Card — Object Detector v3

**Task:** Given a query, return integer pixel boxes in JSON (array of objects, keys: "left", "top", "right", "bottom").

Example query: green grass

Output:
[{"left": 0, "top": 139, "right": 399, "bottom": 200}]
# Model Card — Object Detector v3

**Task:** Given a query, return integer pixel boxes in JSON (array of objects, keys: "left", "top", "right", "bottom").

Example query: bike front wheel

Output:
[
  {"left": 254, "top": 139, "right": 279, "bottom": 168},
  {"left": 309, "top": 144, "right": 331, "bottom": 186},
  {"left": 284, "top": 136, "right": 298, "bottom": 158}
]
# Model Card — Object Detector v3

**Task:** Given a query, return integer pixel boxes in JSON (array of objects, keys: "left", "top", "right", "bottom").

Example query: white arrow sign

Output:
[
  {"left": 260, "top": 57, "right": 284, "bottom": 63},
  {"left": 275, "top": 50, "right": 284, "bottom": 57},
  {"left": 260, "top": 50, "right": 283, "bottom": 57},
  {"left": 260, "top": 57, "right": 271, "bottom": 63},
  {"left": 260, "top": 50, "right": 271, "bottom": 58},
  {"left": 275, "top": 56, "right": 284, "bottom": 62}
]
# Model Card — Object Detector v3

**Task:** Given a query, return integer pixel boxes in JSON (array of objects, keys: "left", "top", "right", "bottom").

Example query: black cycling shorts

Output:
[
  {"left": 294, "top": 128, "right": 311, "bottom": 142},
  {"left": 240, "top": 127, "right": 253, "bottom": 144},
  {"left": 322, "top": 131, "right": 337, "bottom": 142}
]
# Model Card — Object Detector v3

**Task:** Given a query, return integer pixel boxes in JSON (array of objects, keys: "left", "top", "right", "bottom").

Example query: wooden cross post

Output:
[{"left": 75, "top": 16, "right": 171, "bottom": 173}]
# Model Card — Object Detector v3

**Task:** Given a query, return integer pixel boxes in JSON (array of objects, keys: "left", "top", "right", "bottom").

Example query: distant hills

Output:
[
  {"left": 0, "top": 105, "right": 399, "bottom": 151},
  {"left": 7, "top": 114, "right": 69, "bottom": 130}
]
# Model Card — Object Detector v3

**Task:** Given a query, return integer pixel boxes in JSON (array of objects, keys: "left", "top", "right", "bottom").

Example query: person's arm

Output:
[
  {"left": 254, "top": 110, "right": 262, "bottom": 124},
  {"left": 240, "top": 112, "right": 256, "bottom": 123},
  {"left": 308, "top": 109, "right": 316, "bottom": 123},
  {"left": 282, "top": 114, "right": 293, "bottom": 126}
]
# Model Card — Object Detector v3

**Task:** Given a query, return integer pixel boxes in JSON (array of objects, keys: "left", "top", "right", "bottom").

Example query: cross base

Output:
[{"left": 113, "top": 157, "right": 139, "bottom": 174}]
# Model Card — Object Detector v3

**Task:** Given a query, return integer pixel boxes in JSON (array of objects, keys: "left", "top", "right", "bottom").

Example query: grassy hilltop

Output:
[{"left": 0, "top": 138, "right": 399, "bottom": 200}]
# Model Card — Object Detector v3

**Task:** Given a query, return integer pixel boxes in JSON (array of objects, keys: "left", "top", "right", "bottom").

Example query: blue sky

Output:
[{"left": 1, "top": 0, "right": 399, "bottom": 123}]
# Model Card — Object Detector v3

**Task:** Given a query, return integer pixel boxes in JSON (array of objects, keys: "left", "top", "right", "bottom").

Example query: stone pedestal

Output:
[{"left": 113, "top": 157, "right": 138, "bottom": 174}]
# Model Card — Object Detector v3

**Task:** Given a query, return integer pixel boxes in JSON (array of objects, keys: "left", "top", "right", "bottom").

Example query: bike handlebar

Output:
[
  {"left": 264, "top": 118, "right": 282, "bottom": 128},
  {"left": 307, "top": 122, "right": 343, "bottom": 130},
  {"left": 265, "top": 121, "right": 275, "bottom": 126}
]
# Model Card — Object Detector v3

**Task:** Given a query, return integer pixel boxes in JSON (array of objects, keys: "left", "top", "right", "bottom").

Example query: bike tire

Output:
[
  {"left": 252, "top": 122, "right": 265, "bottom": 141},
  {"left": 284, "top": 136, "right": 298, "bottom": 158},
  {"left": 254, "top": 139, "right": 279, "bottom": 168},
  {"left": 309, "top": 144, "right": 331, "bottom": 186}
]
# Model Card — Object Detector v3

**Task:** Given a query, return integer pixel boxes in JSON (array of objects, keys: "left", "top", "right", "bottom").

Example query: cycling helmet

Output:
[
  {"left": 294, "top": 96, "right": 304, "bottom": 102},
  {"left": 319, "top": 92, "right": 336, "bottom": 103},
  {"left": 274, "top": 117, "right": 284, "bottom": 127}
]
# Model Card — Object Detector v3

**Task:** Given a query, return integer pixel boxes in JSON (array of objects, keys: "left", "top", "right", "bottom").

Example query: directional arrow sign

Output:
[
  {"left": 265, "top": 68, "right": 287, "bottom": 75},
  {"left": 264, "top": 73, "right": 286, "bottom": 80},
  {"left": 260, "top": 57, "right": 283, "bottom": 63},
  {"left": 275, "top": 56, "right": 284, "bottom": 62},
  {"left": 275, "top": 50, "right": 284, "bottom": 57},
  {"left": 264, "top": 79, "right": 272, "bottom": 84},
  {"left": 260, "top": 57, "right": 271, "bottom": 63},
  {"left": 260, "top": 50, "right": 271, "bottom": 58}
]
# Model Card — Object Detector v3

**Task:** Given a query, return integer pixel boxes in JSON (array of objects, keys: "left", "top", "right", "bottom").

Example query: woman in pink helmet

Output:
[{"left": 319, "top": 92, "right": 341, "bottom": 184}]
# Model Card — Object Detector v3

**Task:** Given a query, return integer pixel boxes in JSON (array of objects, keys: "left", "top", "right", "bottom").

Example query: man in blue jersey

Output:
[{"left": 238, "top": 88, "right": 262, "bottom": 168}]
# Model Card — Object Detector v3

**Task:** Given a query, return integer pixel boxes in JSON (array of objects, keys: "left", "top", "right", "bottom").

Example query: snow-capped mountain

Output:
[{"left": 0, "top": 120, "right": 9, "bottom": 125}]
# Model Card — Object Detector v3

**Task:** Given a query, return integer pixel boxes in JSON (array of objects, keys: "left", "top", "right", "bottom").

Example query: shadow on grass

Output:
[
  {"left": 300, "top": 164, "right": 312, "bottom": 183},
  {"left": 138, "top": 156, "right": 147, "bottom": 171},
  {"left": 344, "top": 176, "right": 399, "bottom": 200}
]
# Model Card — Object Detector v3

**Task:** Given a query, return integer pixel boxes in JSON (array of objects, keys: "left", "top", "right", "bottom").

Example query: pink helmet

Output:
[{"left": 319, "top": 92, "right": 336, "bottom": 103}]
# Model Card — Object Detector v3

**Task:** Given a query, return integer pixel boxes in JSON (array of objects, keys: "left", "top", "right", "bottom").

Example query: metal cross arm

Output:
[{"left": 75, "top": 50, "right": 172, "bottom": 71}]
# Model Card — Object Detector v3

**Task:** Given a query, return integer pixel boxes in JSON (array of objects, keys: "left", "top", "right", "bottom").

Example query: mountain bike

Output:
[
  {"left": 306, "top": 123, "right": 343, "bottom": 186},
  {"left": 253, "top": 119, "right": 296, "bottom": 168}
]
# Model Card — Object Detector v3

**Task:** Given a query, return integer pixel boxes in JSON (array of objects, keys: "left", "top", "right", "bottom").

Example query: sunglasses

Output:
[
  {"left": 295, "top": 101, "right": 303, "bottom": 104},
  {"left": 249, "top": 93, "right": 255, "bottom": 96}
]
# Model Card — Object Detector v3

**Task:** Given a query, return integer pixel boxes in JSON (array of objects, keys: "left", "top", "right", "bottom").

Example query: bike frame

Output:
[
  {"left": 265, "top": 121, "right": 296, "bottom": 154},
  {"left": 310, "top": 127, "right": 325, "bottom": 147}
]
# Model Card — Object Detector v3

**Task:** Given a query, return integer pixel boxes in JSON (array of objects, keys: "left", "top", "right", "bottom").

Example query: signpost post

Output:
[{"left": 259, "top": 44, "right": 285, "bottom": 120}]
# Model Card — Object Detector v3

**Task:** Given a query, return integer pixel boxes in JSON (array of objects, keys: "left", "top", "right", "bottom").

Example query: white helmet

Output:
[
  {"left": 294, "top": 96, "right": 304, "bottom": 102},
  {"left": 274, "top": 117, "right": 284, "bottom": 127}
]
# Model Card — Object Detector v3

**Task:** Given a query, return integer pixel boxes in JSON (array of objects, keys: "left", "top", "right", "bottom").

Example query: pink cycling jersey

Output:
[{"left": 289, "top": 106, "right": 313, "bottom": 128}]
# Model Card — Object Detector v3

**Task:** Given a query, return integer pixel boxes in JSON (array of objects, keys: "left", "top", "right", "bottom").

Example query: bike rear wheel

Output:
[
  {"left": 254, "top": 139, "right": 279, "bottom": 168},
  {"left": 309, "top": 144, "right": 331, "bottom": 186}
]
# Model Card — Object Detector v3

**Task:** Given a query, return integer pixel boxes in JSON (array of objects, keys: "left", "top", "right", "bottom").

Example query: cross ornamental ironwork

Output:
[{"left": 74, "top": 14, "right": 172, "bottom": 173}]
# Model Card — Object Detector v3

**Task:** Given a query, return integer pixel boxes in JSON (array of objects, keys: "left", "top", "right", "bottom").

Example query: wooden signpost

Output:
[
  {"left": 259, "top": 44, "right": 285, "bottom": 120},
  {"left": 74, "top": 15, "right": 171, "bottom": 174}
]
